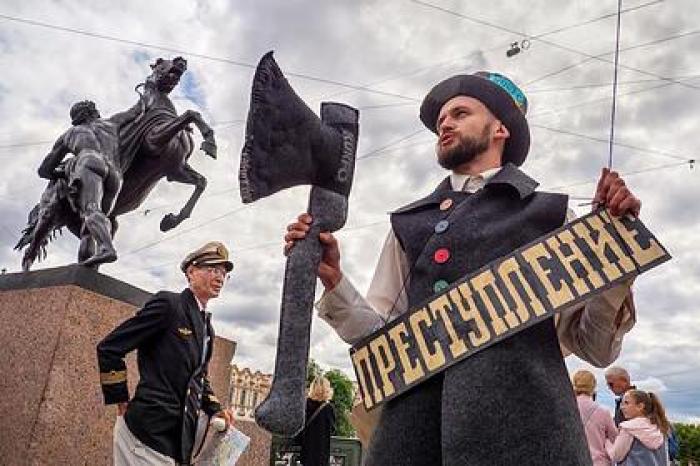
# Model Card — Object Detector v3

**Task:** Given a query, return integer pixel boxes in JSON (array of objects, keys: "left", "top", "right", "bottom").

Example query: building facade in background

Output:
[{"left": 229, "top": 364, "right": 272, "bottom": 420}]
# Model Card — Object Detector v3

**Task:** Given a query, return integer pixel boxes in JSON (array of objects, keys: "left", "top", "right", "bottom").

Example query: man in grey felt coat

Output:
[{"left": 285, "top": 71, "right": 641, "bottom": 466}]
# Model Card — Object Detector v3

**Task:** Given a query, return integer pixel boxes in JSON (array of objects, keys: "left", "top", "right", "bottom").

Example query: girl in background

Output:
[{"left": 606, "top": 389, "right": 671, "bottom": 465}]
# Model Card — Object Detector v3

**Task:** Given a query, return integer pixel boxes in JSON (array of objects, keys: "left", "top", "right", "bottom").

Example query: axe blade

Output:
[{"left": 239, "top": 51, "right": 358, "bottom": 204}]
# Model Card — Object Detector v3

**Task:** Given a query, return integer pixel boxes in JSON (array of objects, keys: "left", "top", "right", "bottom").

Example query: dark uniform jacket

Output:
[{"left": 97, "top": 288, "right": 222, "bottom": 464}]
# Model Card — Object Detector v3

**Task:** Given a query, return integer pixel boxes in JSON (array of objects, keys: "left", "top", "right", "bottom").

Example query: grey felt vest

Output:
[
  {"left": 619, "top": 438, "right": 668, "bottom": 466},
  {"left": 365, "top": 165, "right": 592, "bottom": 466}
]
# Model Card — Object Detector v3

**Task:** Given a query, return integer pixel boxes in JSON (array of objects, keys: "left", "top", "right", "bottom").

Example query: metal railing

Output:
[{"left": 270, "top": 436, "right": 363, "bottom": 466}]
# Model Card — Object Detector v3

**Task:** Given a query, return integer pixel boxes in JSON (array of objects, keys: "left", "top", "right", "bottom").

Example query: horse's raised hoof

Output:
[
  {"left": 201, "top": 140, "right": 217, "bottom": 159},
  {"left": 160, "top": 213, "right": 180, "bottom": 232},
  {"left": 80, "top": 250, "right": 117, "bottom": 268}
]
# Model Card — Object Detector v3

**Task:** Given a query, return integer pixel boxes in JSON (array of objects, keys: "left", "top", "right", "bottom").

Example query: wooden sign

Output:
[{"left": 350, "top": 209, "right": 670, "bottom": 411}]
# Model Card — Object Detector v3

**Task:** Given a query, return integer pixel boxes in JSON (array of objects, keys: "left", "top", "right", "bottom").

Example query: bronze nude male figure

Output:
[{"left": 36, "top": 100, "right": 140, "bottom": 267}]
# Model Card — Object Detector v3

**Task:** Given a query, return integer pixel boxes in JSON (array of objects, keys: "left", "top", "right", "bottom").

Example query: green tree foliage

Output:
[
  {"left": 676, "top": 423, "right": 700, "bottom": 466},
  {"left": 306, "top": 358, "right": 323, "bottom": 386}
]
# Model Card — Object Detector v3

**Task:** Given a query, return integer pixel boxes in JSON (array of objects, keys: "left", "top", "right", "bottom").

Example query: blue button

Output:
[
  {"left": 435, "top": 220, "right": 449, "bottom": 234},
  {"left": 433, "top": 280, "right": 450, "bottom": 293}
]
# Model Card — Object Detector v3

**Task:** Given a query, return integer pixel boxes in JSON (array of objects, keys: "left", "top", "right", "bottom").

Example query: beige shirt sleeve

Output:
[{"left": 316, "top": 230, "right": 407, "bottom": 345}]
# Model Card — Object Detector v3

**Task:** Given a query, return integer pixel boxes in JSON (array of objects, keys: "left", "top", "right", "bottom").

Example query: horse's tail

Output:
[
  {"left": 15, "top": 194, "right": 65, "bottom": 271},
  {"left": 14, "top": 204, "right": 41, "bottom": 251}
]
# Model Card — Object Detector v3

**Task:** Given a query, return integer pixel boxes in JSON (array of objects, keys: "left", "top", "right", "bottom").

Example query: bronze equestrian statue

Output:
[{"left": 15, "top": 56, "right": 217, "bottom": 270}]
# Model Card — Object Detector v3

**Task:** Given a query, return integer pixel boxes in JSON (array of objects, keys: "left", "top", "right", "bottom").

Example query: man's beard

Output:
[{"left": 437, "top": 124, "right": 491, "bottom": 170}]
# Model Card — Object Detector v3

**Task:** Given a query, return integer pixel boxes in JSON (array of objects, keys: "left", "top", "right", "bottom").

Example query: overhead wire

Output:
[
  {"left": 139, "top": 129, "right": 433, "bottom": 215},
  {"left": 0, "top": 140, "right": 54, "bottom": 150},
  {"left": 319, "top": 0, "right": 665, "bottom": 104},
  {"left": 0, "top": 76, "right": 692, "bottom": 209},
  {"left": 334, "top": 25, "right": 700, "bottom": 109},
  {"left": 141, "top": 220, "right": 389, "bottom": 272},
  {"left": 355, "top": 117, "right": 695, "bottom": 167},
  {"left": 131, "top": 158, "right": 695, "bottom": 270},
  {"left": 527, "top": 80, "right": 676, "bottom": 120},
  {"left": 331, "top": 20, "right": 700, "bottom": 125},
  {"left": 0, "top": 13, "right": 420, "bottom": 103},
  {"left": 345, "top": 72, "right": 700, "bottom": 113},
  {"left": 118, "top": 128, "right": 432, "bottom": 255},
  {"left": 356, "top": 128, "right": 428, "bottom": 160},
  {"left": 525, "top": 28, "right": 700, "bottom": 86},
  {"left": 531, "top": 123, "right": 691, "bottom": 162},
  {"left": 607, "top": 0, "right": 623, "bottom": 169},
  {"left": 120, "top": 205, "right": 252, "bottom": 257},
  {"left": 2, "top": 5, "right": 696, "bottom": 267},
  {"left": 527, "top": 74, "right": 700, "bottom": 93},
  {"left": 409, "top": 0, "right": 699, "bottom": 91},
  {"left": 133, "top": 120, "right": 693, "bottom": 218},
  {"left": 545, "top": 160, "right": 694, "bottom": 191},
  {"left": 0, "top": 1, "right": 671, "bottom": 115},
  {"left": 0, "top": 116, "right": 692, "bottom": 211},
  {"left": 1, "top": 7, "right": 694, "bottom": 163},
  {"left": 527, "top": 0, "right": 664, "bottom": 38},
  {"left": 0, "top": 118, "right": 244, "bottom": 153}
]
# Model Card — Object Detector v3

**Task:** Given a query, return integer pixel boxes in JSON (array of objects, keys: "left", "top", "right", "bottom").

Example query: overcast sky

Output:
[{"left": 1, "top": 0, "right": 698, "bottom": 422}]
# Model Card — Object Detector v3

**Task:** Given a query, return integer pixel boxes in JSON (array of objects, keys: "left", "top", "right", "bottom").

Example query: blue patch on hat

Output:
[{"left": 485, "top": 73, "right": 528, "bottom": 115}]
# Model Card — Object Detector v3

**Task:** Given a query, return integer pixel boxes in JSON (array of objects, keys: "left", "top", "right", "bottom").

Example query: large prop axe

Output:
[{"left": 239, "top": 52, "right": 359, "bottom": 436}]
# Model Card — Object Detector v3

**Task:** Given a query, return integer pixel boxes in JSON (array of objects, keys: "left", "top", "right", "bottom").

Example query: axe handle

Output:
[{"left": 255, "top": 186, "right": 348, "bottom": 436}]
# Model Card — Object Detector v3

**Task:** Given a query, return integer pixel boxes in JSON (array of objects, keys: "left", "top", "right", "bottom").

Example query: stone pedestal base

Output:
[
  {"left": 236, "top": 420, "right": 272, "bottom": 466},
  {"left": 0, "top": 265, "right": 235, "bottom": 466}
]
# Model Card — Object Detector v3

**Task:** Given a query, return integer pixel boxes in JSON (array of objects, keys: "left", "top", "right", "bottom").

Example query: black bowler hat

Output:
[{"left": 419, "top": 72, "right": 530, "bottom": 166}]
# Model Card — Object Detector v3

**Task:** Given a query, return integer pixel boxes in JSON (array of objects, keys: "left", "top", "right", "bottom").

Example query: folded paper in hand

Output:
[{"left": 196, "top": 427, "right": 251, "bottom": 466}]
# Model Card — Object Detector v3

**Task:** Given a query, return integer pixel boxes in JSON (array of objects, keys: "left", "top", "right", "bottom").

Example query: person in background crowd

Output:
[
  {"left": 572, "top": 369, "right": 618, "bottom": 466},
  {"left": 295, "top": 376, "right": 336, "bottom": 466},
  {"left": 605, "top": 366, "right": 636, "bottom": 426},
  {"left": 606, "top": 389, "right": 671, "bottom": 466}
]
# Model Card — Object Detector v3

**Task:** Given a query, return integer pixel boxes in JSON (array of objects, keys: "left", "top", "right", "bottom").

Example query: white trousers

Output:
[{"left": 113, "top": 416, "right": 176, "bottom": 466}]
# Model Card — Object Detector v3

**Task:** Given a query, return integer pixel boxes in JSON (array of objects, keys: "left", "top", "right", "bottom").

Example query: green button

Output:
[{"left": 433, "top": 280, "right": 450, "bottom": 293}]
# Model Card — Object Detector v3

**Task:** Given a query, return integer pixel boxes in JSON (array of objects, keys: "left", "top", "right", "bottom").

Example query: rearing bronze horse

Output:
[
  {"left": 114, "top": 56, "right": 217, "bottom": 231},
  {"left": 15, "top": 56, "right": 217, "bottom": 270}
]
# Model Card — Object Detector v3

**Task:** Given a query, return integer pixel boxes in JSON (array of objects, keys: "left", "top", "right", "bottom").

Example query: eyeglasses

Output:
[{"left": 198, "top": 265, "right": 230, "bottom": 280}]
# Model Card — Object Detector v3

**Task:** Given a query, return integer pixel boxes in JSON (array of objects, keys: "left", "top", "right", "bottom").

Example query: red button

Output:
[{"left": 434, "top": 248, "right": 450, "bottom": 264}]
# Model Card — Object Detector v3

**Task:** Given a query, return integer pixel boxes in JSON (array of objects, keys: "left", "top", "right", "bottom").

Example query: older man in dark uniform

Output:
[
  {"left": 285, "top": 72, "right": 640, "bottom": 465},
  {"left": 97, "top": 241, "right": 234, "bottom": 465}
]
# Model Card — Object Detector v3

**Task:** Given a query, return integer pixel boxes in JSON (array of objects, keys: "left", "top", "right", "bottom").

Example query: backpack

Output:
[{"left": 668, "top": 426, "right": 680, "bottom": 461}]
